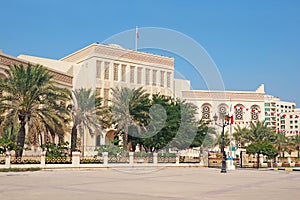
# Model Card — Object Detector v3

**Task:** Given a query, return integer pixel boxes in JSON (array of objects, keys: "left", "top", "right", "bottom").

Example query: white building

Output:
[{"left": 19, "top": 43, "right": 175, "bottom": 154}]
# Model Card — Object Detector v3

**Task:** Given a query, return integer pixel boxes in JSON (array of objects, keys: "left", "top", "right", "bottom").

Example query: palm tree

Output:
[
  {"left": 244, "top": 121, "right": 276, "bottom": 168},
  {"left": 245, "top": 121, "right": 275, "bottom": 143},
  {"left": 70, "top": 88, "right": 111, "bottom": 154},
  {"left": 0, "top": 64, "right": 70, "bottom": 157},
  {"left": 291, "top": 134, "right": 300, "bottom": 158},
  {"left": 274, "top": 132, "right": 290, "bottom": 158},
  {"left": 110, "top": 87, "right": 150, "bottom": 150},
  {"left": 233, "top": 125, "right": 250, "bottom": 148}
]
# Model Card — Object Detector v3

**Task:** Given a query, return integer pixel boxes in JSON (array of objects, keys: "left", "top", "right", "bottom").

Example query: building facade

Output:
[{"left": 19, "top": 43, "right": 175, "bottom": 154}]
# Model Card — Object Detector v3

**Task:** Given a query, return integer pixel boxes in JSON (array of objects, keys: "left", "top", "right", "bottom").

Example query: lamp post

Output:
[{"left": 213, "top": 113, "right": 229, "bottom": 173}]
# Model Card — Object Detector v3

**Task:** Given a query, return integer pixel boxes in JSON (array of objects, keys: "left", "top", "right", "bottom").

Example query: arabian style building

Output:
[
  {"left": 1, "top": 43, "right": 298, "bottom": 156},
  {"left": 18, "top": 43, "right": 175, "bottom": 155}
]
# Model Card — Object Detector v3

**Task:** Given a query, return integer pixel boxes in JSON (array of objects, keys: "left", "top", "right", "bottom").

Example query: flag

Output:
[{"left": 136, "top": 26, "right": 139, "bottom": 39}]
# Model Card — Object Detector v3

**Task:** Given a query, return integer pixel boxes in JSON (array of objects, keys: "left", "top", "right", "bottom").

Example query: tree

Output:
[
  {"left": 0, "top": 64, "right": 70, "bottom": 157},
  {"left": 70, "top": 88, "right": 111, "bottom": 153},
  {"left": 244, "top": 121, "right": 276, "bottom": 168},
  {"left": 245, "top": 121, "right": 276, "bottom": 143},
  {"left": 274, "top": 132, "right": 289, "bottom": 158},
  {"left": 233, "top": 125, "right": 250, "bottom": 148},
  {"left": 110, "top": 87, "right": 150, "bottom": 150},
  {"left": 246, "top": 141, "right": 278, "bottom": 160},
  {"left": 291, "top": 134, "right": 300, "bottom": 158},
  {"left": 190, "top": 120, "right": 217, "bottom": 149}
]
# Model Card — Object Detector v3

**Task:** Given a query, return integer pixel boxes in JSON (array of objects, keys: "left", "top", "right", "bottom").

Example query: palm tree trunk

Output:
[
  {"left": 71, "top": 125, "right": 77, "bottom": 152},
  {"left": 123, "top": 125, "right": 128, "bottom": 150},
  {"left": 16, "top": 120, "right": 26, "bottom": 158}
]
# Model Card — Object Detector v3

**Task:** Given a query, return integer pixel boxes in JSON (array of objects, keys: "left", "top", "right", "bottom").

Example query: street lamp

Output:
[{"left": 213, "top": 113, "right": 229, "bottom": 173}]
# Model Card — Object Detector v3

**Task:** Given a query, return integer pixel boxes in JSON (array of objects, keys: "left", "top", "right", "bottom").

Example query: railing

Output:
[
  {"left": 80, "top": 156, "right": 103, "bottom": 164},
  {"left": 0, "top": 151, "right": 205, "bottom": 169},
  {"left": 108, "top": 154, "right": 129, "bottom": 163},
  {"left": 11, "top": 155, "right": 41, "bottom": 164},
  {"left": 158, "top": 156, "right": 176, "bottom": 163},
  {"left": 46, "top": 157, "right": 72, "bottom": 164}
]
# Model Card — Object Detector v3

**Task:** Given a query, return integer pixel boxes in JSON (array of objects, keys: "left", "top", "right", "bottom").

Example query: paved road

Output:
[{"left": 0, "top": 167, "right": 299, "bottom": 200}]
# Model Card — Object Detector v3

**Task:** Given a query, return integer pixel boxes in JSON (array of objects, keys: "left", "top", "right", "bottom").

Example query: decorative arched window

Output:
[
  {"left": 251, "top": 105, "right": 260, "bottom": 121},
  {"left": 218, "top": 104, "right": 228, "bottom": 119},
  {"left": 235, "top": 105, "right": 244, "bottom": 120},
  {"left": 202, "top": 104, "right": 211, "bottom": 119}
]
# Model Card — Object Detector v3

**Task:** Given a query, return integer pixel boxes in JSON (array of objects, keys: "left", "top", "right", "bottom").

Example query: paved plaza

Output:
[{"left": 0, "top": 167, "right": 299, "bottom": 200}]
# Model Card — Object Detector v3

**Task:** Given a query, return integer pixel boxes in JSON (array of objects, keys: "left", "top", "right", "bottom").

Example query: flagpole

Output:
[
  {"left": 135, "top": 26, "right": 138, "bottom": 51},
  {"left": 228, "top": 101, "right": 235, "bottom": 170}
]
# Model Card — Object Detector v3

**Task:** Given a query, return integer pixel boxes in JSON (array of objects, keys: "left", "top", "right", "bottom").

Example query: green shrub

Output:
[
  {"left": 158, "top": 152, "right": 176, "bottom": 157},
  {"left": 41, "top": 141, "right": 70, "bottom": 158},
  {"left": 97, "top": 145, "right": 123, "bottom": 157}
]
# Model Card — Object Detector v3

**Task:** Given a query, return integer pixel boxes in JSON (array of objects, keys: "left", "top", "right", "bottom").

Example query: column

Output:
[
  {"left": 40, "top": 151, "right": 46, "bottom": 168},
  {"left": 5, "top": 151, "right": 11, "bottom": 168},
  {"left": 153, "top": 152, "right": 158, "bottom": 164},
  {"left": 72, "top": 152, "right": 81, "bottom": 167},
  {"left": 103, "top": 152, "right": 108, "bottom": 166},
  {"left": 129, "top": 152, "right": 134, "bottom": 165}
]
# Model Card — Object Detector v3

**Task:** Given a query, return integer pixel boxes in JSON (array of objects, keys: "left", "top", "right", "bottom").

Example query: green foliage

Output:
[
  {"left": 158, "top": 152, "right": 176, "bottom": 157},
  {"left": 0, "top": 64, "right": 70, "bottom": 157},
  {"left": 111, "top": 87, "right": 210, "bottom": 152},
  {"left": 111, "top": 87, "right": 150, "bottom": 149},
  {"left": 41, "top": 141, "right": 70, "bottom": 158},
  {"left": 0, "top": 138, "right": 17, "bottom": 154},
  {"left": 246, "top": 141, "right": 278, "bottom": 158},
  {"left": 97, "top": 145, "right": 123, "bottom": 157},
  {"left": 70, "top": 88, "right": 112, "bottom": 152}
]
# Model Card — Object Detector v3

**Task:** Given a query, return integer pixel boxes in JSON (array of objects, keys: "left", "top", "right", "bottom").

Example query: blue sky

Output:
[{"left": 1, "top": 1, "right": 300, "bottom": 104}]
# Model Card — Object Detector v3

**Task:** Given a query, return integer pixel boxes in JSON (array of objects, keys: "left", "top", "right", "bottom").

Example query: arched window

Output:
[
  {"left": 202, "top": 104, "right": 211, "bottom": 119},
  {"left": 218, "top": 104, "right": 228, "bottom": 120},
  {"left": 235, "top": 105, "right": 244, "bottom": 120},
  {"left": 251, "top": 105, "right": 260, "bottom": 121}
]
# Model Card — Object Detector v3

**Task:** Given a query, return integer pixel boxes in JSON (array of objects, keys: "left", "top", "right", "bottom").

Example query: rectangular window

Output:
[
  {"left": 290, "top": 126, "right": 293, "bottom": 129},
  {"left": 296, "top": 125, "right": 298, "bottom": 129},
  {"left": 130, "top": 66, "right": 135, "bottom": 83},
  {"left": 96, "top": 60, "right": 101, "bottom": 78},
  {"left": 167, "top": 72, "right": 171, "bottom": 88},
  {"left": 146, "top": 69, "right": 150, "bottom": 85},
  {"left": 160, "top": 71, "right": 165, "bottom": 87},
  {"left": 152, "top": 70, "right": 157, "bottom": 86},
  {"left": 290, "top": 121, "right": 293, "bottom": 124},
  {"left": 265, "top": 103, "right": 270, "bottom": 107},
  {"left": 113, "top": 63, "right": 119, "bottom": 81},
  {"left": 121, "top": 64, "right": 126, "bottom": 82},
  {"left": 104, "top": 88, "right": 109, "bottom": 106},
  {"left": 295, "top": 120, "right": 298, "bottom": 124},
  {"left": 104, "top": 62, "right": 110, "bottom": 80},
  {"left": 137, "top": 67, "right": 142, "bottom": 84}
]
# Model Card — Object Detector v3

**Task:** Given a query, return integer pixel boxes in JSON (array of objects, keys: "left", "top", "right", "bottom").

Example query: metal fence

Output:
[{"left": 10, "top": 155, "right": 41, "bottom": 164}]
